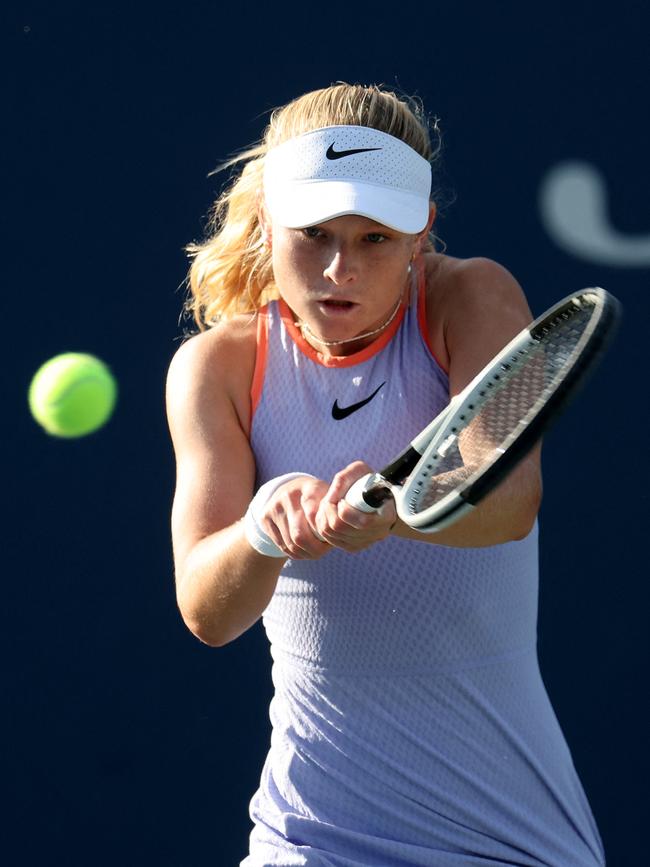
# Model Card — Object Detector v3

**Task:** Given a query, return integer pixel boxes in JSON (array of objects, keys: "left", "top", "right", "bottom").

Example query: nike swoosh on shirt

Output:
[
  {"left": 326, "top": 144, "right": 382, "bottom": 160},
  {"left": 331, "top": 382, "right": 386, "bottom": 420}
]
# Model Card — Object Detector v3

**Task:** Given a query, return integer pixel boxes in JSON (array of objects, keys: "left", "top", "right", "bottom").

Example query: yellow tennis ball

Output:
[{"left": 28, "top": 352, "right": 118, "bottom": 438}]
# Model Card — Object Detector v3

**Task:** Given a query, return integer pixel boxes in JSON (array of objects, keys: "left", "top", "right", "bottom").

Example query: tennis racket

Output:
[{"left": 345, "top": 287, "right": 620, "bottom": 532}]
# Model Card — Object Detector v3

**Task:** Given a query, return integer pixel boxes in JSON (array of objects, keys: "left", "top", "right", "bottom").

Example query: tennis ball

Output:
[{"left": 28, "top": 352, "right": 117, "bottom": 438}]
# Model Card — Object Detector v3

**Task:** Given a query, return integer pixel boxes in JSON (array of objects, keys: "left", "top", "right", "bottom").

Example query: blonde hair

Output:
[{"left": 184, "top": 83, "right": 439, "bottom": 330}]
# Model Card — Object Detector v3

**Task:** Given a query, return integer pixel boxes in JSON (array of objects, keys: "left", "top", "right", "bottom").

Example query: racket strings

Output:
[{"left": 406, "top": 301, "right": 597, "bottom": 516}]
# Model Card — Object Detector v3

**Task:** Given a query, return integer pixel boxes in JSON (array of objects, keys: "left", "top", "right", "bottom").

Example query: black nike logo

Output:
[
  {"left": 326, "top": 144, "right": 382, "bottom": 160},
  {"left": 331, "top": 382, "right": 386, "bottom": 420}
]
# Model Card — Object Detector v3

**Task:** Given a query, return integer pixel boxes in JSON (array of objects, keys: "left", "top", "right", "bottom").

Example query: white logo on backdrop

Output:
[{"left": 539, "top": 161, "right": 650, "bottom": 267}]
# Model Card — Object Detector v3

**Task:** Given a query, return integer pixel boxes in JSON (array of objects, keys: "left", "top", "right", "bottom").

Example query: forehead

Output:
[{"left": 286, "top": 214, "right": 405, "bottom": 234}]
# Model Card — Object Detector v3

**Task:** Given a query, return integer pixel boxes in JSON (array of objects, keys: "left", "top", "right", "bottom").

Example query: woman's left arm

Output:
[
  {"left": 316, "top": 257, "right": 542, "bottom": 550},
  {"left": 400, "top": 256, "right": 543, "bottom": 546}
]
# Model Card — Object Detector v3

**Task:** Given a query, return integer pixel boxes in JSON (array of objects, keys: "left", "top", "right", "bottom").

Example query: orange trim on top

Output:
[
  {"left": 416, "top": 258, "right": 449, "bottom": 374},
  {"left": 278, "top": 297, "right": 407, "bottom": 368},
  {"left": 250, "top": 306, "right": 269, "bottom": 419}
]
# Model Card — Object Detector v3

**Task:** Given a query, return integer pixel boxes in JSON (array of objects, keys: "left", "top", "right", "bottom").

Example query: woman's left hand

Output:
[{"left": 314, "top": 461, "right": 397, "bottom": 552}]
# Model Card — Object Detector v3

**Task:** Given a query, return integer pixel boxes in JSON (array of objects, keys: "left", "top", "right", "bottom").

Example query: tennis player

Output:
[{"left": 167, "top": 83, "right": 605, "bottom": 865}]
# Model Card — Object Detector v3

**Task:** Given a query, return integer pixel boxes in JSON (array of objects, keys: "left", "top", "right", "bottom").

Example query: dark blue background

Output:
[{"left": 4, "top": 2, "right": 648, "bottom": 864}]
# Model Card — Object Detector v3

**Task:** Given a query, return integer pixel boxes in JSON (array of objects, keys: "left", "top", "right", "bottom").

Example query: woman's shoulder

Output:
[
  {"left": 166, "top": 313, "right": 259, "bottom": 434},
  {"left": 425, "top": 253, "right": 527, "bottom": 306},
  {"left": 422, "top": 253, "right": 531, "bottom": 372}
]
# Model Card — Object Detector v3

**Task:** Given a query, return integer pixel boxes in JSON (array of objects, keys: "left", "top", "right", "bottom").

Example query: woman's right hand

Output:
[{"left": 258, "top": 475, "right": 333, "bottom": 560}]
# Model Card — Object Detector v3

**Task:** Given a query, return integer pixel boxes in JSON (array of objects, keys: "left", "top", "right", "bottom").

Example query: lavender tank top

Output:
[{"left": 242, "top": 277, "right": 605, "bottom": 866}]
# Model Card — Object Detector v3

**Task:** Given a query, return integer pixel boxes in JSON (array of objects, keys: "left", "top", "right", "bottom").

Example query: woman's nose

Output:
[{"left": 323, "top": 249, "right": 357, "bottom": 284}]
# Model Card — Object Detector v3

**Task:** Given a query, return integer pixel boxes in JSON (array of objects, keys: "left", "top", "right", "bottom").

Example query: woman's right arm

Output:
[{"left": 165, "top": 322, "right": 286, "bottom": 647}]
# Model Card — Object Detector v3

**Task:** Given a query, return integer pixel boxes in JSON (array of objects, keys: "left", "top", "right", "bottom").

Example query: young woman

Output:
[{"left": 166, "top": 84, "right": 605, "bottom": 866}]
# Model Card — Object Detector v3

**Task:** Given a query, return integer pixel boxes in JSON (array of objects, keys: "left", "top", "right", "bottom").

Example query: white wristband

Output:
[{"left": 244, "top": 473, "right": 317, "bottom": 558}]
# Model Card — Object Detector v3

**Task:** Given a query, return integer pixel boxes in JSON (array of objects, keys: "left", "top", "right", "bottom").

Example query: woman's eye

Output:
[
  {"left": 302, "top": 227, "right": 322, "bottom": 239},
  {"left": 367, "top": 233, "right": 387, "bottom": 243}
]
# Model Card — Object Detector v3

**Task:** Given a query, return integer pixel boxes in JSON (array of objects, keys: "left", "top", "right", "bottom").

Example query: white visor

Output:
[{"left": 263, "top": 125, "right": 432, "bottom": 234}]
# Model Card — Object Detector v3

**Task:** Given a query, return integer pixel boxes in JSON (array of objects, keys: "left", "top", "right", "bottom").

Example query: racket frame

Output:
[{"left": 352, "top": 287, "right": 620, "bottom": 531}]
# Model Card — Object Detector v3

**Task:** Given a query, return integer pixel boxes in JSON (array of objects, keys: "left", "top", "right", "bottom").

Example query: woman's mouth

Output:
[{"left": 317, "top": 299, "right": 358, "bottom": 314}]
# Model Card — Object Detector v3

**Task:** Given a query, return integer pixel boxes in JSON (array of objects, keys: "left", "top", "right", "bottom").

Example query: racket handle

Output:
[{"left": 345, "top": 474, "right": 394, "bottom": 512}]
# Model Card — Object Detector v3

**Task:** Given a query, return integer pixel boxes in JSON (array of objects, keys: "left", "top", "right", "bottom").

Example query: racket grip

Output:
[{"left": 345, "top": 474, "right": 393, "bottom": 513}]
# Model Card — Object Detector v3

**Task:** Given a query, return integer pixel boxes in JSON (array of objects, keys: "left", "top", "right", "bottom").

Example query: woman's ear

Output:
[
  {"left": 421, "top": 202, "right": 437, "bottom": 240},
  {"left": 413, "top": 203, "right": 437, "bottom": 257}
]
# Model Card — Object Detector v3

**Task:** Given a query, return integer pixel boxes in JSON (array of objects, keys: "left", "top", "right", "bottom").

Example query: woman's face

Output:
[{"left": 264, "top": 213, "right": 428, "bottom": 357}]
